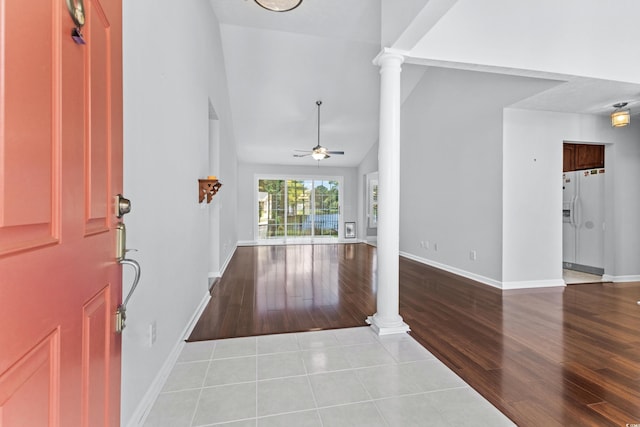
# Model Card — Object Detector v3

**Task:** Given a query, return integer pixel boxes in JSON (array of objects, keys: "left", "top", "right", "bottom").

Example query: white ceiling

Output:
[
  {"left": 403, "top": 0, "right": 640, "bottom": 116},
  {"left": 209, "top": 0, "right": 382, "bottom": 167},
  {"left": 210, "top": 0, "right": 640, "bottom": 167}
]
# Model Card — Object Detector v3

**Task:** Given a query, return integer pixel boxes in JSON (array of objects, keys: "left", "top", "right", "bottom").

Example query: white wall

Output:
[
  {"left": 503, "top": 109, "right": 640, "bottom": 284},
  {"left": 411, "top": 0, "right": 640, "bottom": 84},
  {"left": 357, "top": 142, "right": 379, "bottom": 241},
  {"left": 237, "top": 163, "right": 358, "bottom": 243},
  {"left": 209, "top": 34, "right": 239, "bottom": 276},
  {"left": 607, "top": 129, "right": 640, "bottom": 279},
  {"left": 502, "top": 109, "right": 566, "bottom": 288},
  {"left": 122, "top": 1, "right": 237, "bottom": 425},
  {"left": 208, "top": 115, "right": 221, "bottom": 277},
  {"left": 380, "top": 0, "right": 429, "bottom": 47},
  {"left": 399, "top": 66, "right": 640, "bottom": 288},
  {"left": 398, "top": 66, "right": 560, "bottom": 286}
]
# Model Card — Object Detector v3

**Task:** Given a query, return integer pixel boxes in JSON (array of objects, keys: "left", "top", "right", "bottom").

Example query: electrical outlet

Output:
[
  {"left": 419, "top": 241, "right": 424, "bottom": 248},
  {"left": 470, "top": 250, "right": 477, "bottom": 261},
  {"left": 149, "top": 321, "right": 157, "bottom": 347},
  {"left": 425, "top": 241, "right": 430, "bottom": 250},
  {"left": 434, "top": 243, "right": 438, "bottom": 251}
]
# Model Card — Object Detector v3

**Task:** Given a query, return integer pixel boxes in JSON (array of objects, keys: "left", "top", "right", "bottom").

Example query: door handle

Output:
[
  {"left": 116, "top": 258, "right": 141, "bottom": 334},
  {"left": 114, "top": 219, "right": 141, "bottom": 333},
  {"left": 120, "top": 258, "right": 141, "bottom": 308}
]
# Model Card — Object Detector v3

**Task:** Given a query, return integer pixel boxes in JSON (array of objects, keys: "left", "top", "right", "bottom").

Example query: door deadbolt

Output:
[{"left": 116, "top": 194, "right": 131, "bottom": 218}]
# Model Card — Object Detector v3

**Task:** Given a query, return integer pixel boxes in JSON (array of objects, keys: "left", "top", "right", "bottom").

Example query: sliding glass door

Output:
[
  {"left": 286, "top": 179, "right": 312, "bottom": 237},
  {"left": 258, "top": 178, "right": 340, "bottom": 241},
  {"left": 313, "top": 179, "right": 339, "bottom": 237},
  {"left": 258, "top": 179, "right": 286, "bottom": 239}
]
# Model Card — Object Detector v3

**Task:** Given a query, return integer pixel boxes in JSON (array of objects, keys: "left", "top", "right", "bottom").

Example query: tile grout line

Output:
[
  {"left": 351, "top": 331, "right": 393, "bottom": 427},
  {"left": 255, "top": 337, "right": 258, "bottom": 424},
  {"left": 310, "top": 329, "right": 391, "bottom": 424},
  {"left": 298, "top": 331, "right": 324, "bottom": 427},
  {"left": 188, "top": 341, "right": 216, "bottom": 427},
  {"left": 163, "top": 327, "right": 510, "bottom": 426}
]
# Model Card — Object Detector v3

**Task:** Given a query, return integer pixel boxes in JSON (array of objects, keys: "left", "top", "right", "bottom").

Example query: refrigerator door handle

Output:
[{"left": 573, "top": 194, "right": 580, "bottom": 227}]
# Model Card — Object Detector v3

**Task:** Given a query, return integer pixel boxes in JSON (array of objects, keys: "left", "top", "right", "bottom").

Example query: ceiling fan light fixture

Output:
[
  {"left": 293, "top": 100, "right": 344, "bottom": 161},
  {"left": 254, "top": 0, "right": 302, "bottom": 12},
  {"left": 611, "top": 102, "right": 630, "bottom": 127}
]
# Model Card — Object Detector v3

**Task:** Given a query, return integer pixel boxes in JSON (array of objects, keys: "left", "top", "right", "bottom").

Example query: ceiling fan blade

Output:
[
  {"left": 294, "top": 149, "right": 311, "bottom": 152},
  {"left": 293, "top": 153, "right": 311, "bottom": 157},
  {"left": 327, "top": 151, "right": 344, "bottom": 155}
]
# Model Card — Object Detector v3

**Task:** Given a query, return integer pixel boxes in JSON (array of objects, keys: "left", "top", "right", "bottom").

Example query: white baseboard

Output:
[
  {"left": 400, "top": 251, "right": 504, "bottom": 289},
  {"left": 366, "top": 315, "right": 411, "bottom": 335},
  {"left": 401, "top": 251, "right": 567, "bottom": 290},
  {"left": 501, "top": 279, "right": 565, "bottom": 290},
  {"left": 219, "top": 245, "right": 236, "bottom": 276},
  {"left": 208, "top": 244, "right": 239, "bottom": 279},
  {"left": 125, "top": 291, "right": 211, "bottom": 427},
  {"left": 602, "top": 274, "right": 640, "bottom": 283}
]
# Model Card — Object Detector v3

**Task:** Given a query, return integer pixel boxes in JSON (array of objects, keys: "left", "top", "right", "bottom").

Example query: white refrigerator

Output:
[{"left": 562, "top": 169, "right": 605, "bottom": 275}]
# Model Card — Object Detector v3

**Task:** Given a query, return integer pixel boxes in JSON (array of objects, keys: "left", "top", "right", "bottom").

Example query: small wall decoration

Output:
[
  {"left": 198, "top": 178, "right": 222, "bottom": 203},
  {"left": 345, "top": 222, "right": 356, "bottom": 239}
]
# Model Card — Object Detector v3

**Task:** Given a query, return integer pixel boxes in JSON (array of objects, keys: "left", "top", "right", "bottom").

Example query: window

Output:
[
  {"left": 367, "top": 172, "right": 378, "bottom": 228},
  {"left": 258, "top": 177, "right": 341, "bottom": 240}
]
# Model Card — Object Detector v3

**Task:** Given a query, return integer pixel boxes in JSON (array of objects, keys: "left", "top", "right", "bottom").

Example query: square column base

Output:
[{"left": 366, "top": 315, "right": 410, "bottom": 336}]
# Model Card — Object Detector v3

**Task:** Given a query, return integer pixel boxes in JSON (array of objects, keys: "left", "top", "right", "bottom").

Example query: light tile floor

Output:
[
  {"left": 143, "top": 327, "right": 515, "bottom": 427},
  {"left": 563, "top": 269, "right": 603, "bottom": 284}
]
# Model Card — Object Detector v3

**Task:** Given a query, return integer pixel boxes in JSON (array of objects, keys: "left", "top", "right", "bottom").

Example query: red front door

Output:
[{"left": 0, "top": 0, "right": 123, "bottom": 425}]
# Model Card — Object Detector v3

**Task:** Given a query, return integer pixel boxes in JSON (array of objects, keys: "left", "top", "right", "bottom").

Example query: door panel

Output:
[
  {"left": 562, "top": 172, "right": 576, "bottom": 264},
  {"left": 576, "top": 170, "right": 604, "bottom": 269},
  {"left": 0, "top": 330, "right": 60, "bottom": 427},
  {"left": 85, "top": 0, "right": 112, "bottom": 235},
  {"left": 0, "top": 0, "right": 123, "bottom": 425},
  {"left": 286, "top": 179, "right": 312, "bottom": 237},
  {"left": 313, "top": 179, "right": 339, "bottom": 237},
  {"left": 258, "top": 179, "right": 285, "bottom": 239},
  {"left": 82, "top": 286, "right": 111, "bottom": 427},
  {"left": 0, "top": 0, "right": 60, "bottom": 255},
  {"left": 575, "top": 144, "right": 604, "bottom": 171}
]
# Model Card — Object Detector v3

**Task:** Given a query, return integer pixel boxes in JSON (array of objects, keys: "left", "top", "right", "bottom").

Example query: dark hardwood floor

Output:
[
  {"left": 188, "top": 243, "right": 640, "bottom": 427},
  {"left": 189, "top": 244, "right": 376, "bottom": 339}
]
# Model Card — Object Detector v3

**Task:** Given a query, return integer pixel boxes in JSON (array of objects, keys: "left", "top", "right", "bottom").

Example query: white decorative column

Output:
[{"left": 367, "top": 50, "right": 410, "bottom": 335}]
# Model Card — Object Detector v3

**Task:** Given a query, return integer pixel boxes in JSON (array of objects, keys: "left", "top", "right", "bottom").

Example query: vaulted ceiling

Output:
[{"left": 210, "top": 0, "right": 640, "bottom": 167}]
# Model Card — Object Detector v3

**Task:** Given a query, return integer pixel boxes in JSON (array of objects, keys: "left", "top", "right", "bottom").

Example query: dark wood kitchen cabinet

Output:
[{"left": 563, "top": 143, "right": 604, "bottom": 172}]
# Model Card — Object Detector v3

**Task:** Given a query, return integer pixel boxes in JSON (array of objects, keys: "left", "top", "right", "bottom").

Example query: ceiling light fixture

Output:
[
  {"left": 312, "top": 145, "right": 328, "bottom": 160},
  {"left": 611, "top": 102, "right": 630, "bottom": 127},
  {"left": 292, "top": 101, "right": 345, "bottom": 161},
  {"left": 312, "top": 151, "right": 326, "bottom": 160},
  {"left": 254, "top": 0, "right": 302, "bottom": 12}
]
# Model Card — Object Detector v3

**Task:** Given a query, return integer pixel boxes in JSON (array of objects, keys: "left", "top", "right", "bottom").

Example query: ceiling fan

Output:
[{"left": 294, "top": 100, "right": 345, "bottom": 160}]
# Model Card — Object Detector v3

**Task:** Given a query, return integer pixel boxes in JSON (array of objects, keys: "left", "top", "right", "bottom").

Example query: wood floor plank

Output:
[
  {"left": 187, "top": 243, "right": 640, "bottom": 427},
  {"left": 588, "top": 401, "right": 639, "bottom": 426}
]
